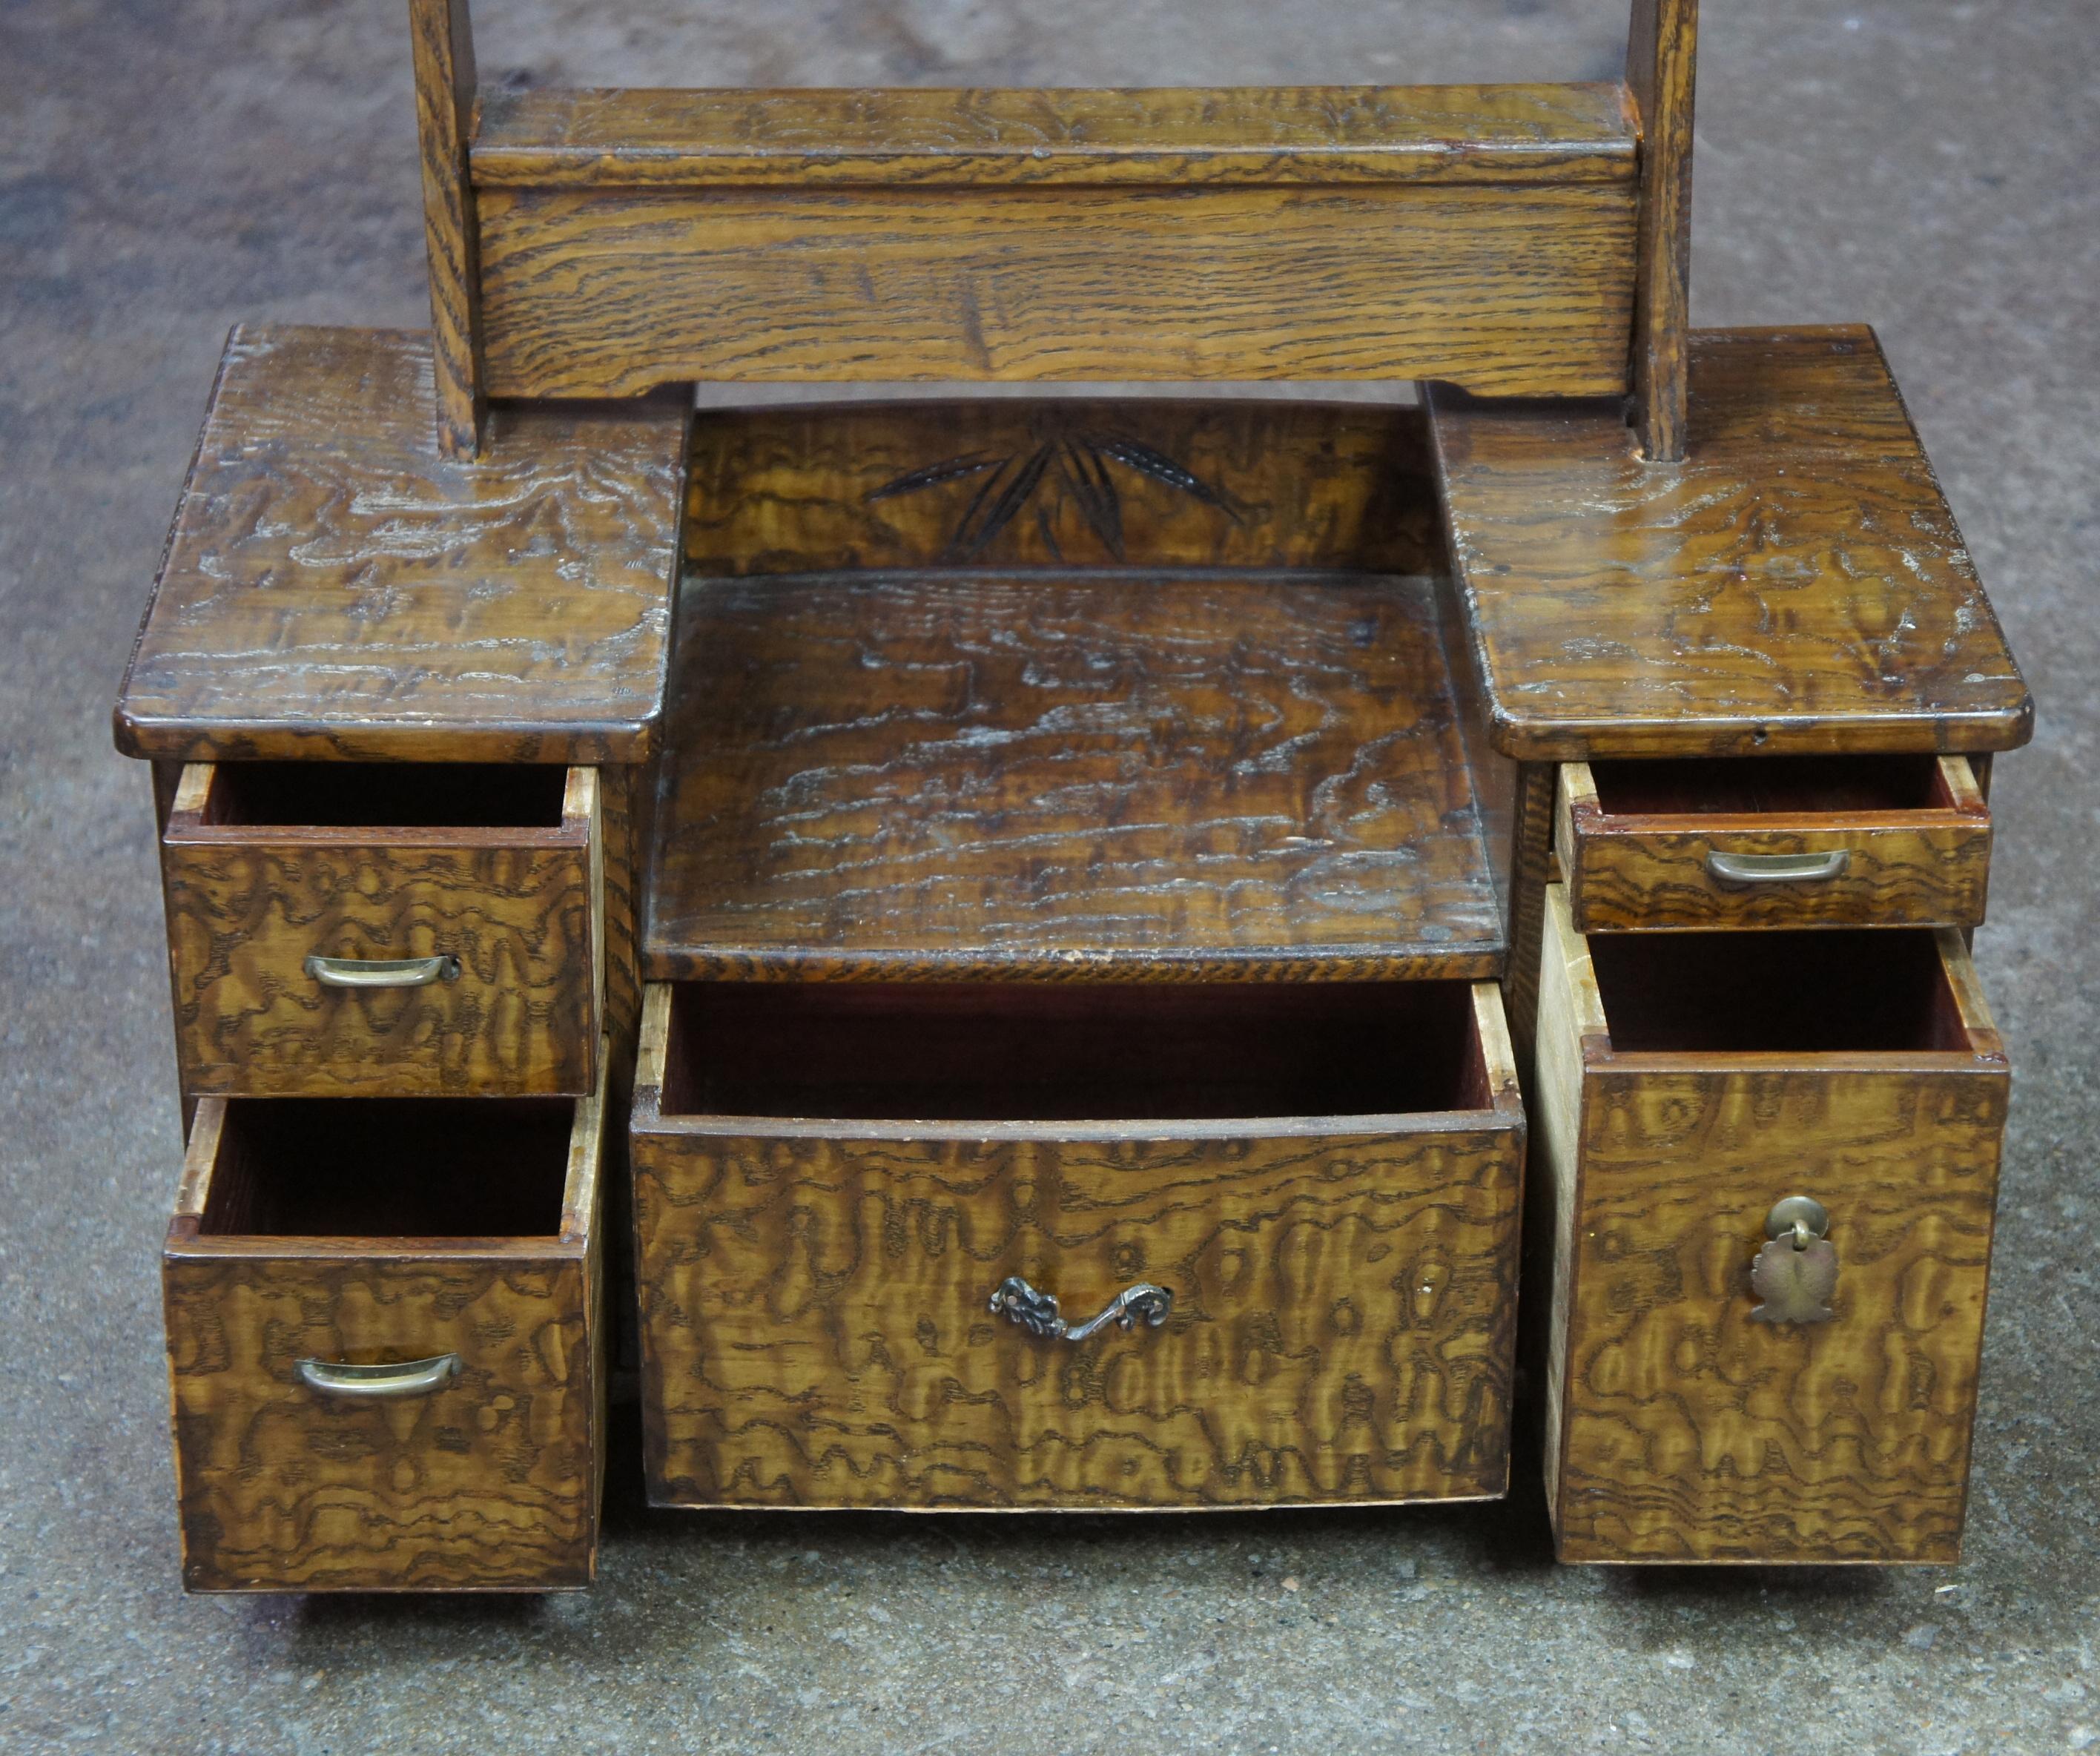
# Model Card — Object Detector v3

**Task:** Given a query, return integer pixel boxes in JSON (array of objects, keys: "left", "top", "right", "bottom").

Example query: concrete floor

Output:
[{"left": 3, "top": 1, "right": 2096, "bottom": 1750}]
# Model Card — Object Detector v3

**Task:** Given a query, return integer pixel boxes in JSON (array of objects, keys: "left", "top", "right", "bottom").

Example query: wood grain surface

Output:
[
  {"left": 644, "top": 570, "right": 1504, "bottom": 983},
  {"left": 410, "top": 0, "right": 485, "bottom": 457},
  {"left": 1557, "top": 755, "right": 1993, "bottom": 931},
  {"left": 164, "top": 1081, "right": 606, "bottom": 1591},
  {"left": 473, "top": 179, "right": 1635, "bottom": 397},
  {"left": 684, "top": 399, "right": 1442, "bottom": 578},
  {"left": 1499, "top": 762, "right": 1558, "bottom": 1069},
  {"left": 113, "top": 326, "right": 687, "bottom": 765},
  {"left": 471, "top": 82, "right": 1637, "bottom": 188},
  {"left": 162, "top": 763, "right": 600, "bottom": 1097},
  {"left": 597, "top": 759, "right": 651, "bottom": 1069},
  {"left": 1535, "top": 886, "right": 2008, "bottom": 1562},
  {"left": 1427, "top": 327, "right": 2033, "bottom": 759},
  {"left": 1625, "top": 0, "right": 1697, "bottom": 461},
  {"left": 630, "top": 982, "right": 1525, "bottom": 1510}
]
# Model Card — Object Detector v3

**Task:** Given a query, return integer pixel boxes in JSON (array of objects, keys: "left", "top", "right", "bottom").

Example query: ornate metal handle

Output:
[
  {"left": 1750, "top": 1197, "right": 1837, "bottom": 1324},
  {"left": 988, "top": 1275, "right": 1172, "bottom": 1344},
  {"left": 304, "top": 954, "right": 460, "bottom": 988},
  {"left": 296, "top": 1355, "right": 460, "bottom": 1398},
  {"left": 1706, "top": 850, "right": 1850, "bottom": 885}
]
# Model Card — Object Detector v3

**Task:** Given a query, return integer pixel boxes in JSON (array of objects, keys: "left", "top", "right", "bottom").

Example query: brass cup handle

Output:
[
  {"left": 304, "top": 954, "right": 460, "bottom": 988},
  {"left": 1706, "top": 850, "right": 1850, "bottom": 885},
  {"left": 988, "top": 1275, "right": 1172, "bottom": 1344},
  {"left": 297, "top": 1355, "right": 460, "bottom": 1398}
]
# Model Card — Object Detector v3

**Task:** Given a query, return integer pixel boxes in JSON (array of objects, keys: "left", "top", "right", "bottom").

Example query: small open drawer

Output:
[
  {"left": 630, "top": 979, "right": 1526, "bottom": 1512},
  {"left": 160, "top": 762, "right": 602, "bottom": 1097},
  {"left": 1556, "top": 754, "right": 1991, "bottom": 931},
  {"left": 162, "top": 1066, "right": 608, "bottom": 1591},
  {"left": 1534, "top": 885, "right": 2009, "bottom": 1563}
]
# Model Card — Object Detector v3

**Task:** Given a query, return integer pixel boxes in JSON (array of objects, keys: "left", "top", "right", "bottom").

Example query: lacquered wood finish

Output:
[
  {"left": 472, "top": 83, "right": 1637, "bottom": 188},
  {"left": 1534, "top": 886, "right": 2007, "bottom": 1562},
  {"left": 465, "top": 79, "right": 1642, "bottom": 400},
  {"left": 645, "top": 570, "right": 1503, "bottom": 983},
  {"left": 684, "top": 399, "right": 1442, "bottom": 578},
  {"left": 630, "top": 982, "right": 1525, "bottom": 1510},
  {"left": 1429, "top": 327, "right": 2033, "bottom": 759},
  {"left": 112, "top": 326, "right": 688, "bottom": 765},
  {"left": 475, "top": 176, "right": 1634, "bottom": 397},
  {"left": 164, "top": 1078, "right": 607, "bottom": 1591},
  {"left": 1557, "top": 755, "right": 1992, "bottom": 931},
  {"left": 161, "top": 763, "right": 601, "bottom": 1098}
]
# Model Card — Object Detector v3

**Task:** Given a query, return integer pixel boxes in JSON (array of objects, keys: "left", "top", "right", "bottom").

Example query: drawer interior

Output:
[
  {"left": 1586, "top": 754, "right": 1950, "bottom": 816},
  {"left": 197, "top": 1098, "right": 573, "bottom": 1237},
  {"left": 197, "top": 762, "right": 569, "bottom": 829},
  {"left": 658, "top": 982, "right": 1493, "bottom": 1122},
  {"left": 1586, "top": 930, "right": 1975, "bottom": 1054}
]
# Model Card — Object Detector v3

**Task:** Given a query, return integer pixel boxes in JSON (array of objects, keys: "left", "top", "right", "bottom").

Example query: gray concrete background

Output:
[{"left": 2, "top": 2, "right": 2095, "bottom": 1751}]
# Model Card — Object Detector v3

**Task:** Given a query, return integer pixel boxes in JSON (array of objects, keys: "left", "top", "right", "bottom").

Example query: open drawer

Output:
[
  {"left": 1534, "top": 885, "right": 2009, "bottom": 1563},
  {"left": 630, "top": 980, "right": 1526, "bottom": 1511},
  {"left": 1556, "top": 754, "right": 1992, "bottom": 931},
  {"left": 162, "top": 1066, "right": 608, "bottom": 1591},
  {"left": 160, "top": 762, "right": 602, "bottom": 1097}
]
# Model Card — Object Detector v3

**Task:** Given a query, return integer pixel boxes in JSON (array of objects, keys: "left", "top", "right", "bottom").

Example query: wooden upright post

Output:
[
  {"left": 410, "top": 0, "right": 486, "bottom": 458},
  {"left": 1625, "top": 0, "right": 1697, "bottom": 463}
]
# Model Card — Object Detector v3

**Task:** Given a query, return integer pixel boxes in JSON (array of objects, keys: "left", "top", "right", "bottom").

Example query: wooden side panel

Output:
[
  {"left": 410, "top": 0, "right": 485, "bottom": 457},
  {"left": 684, "top": 399, "right": 1444, "bottom": 578},
  {"left": 630, "top": 1113, "right": 1525, "bottom": 1510},
  {"left": 162, "top": 782, "right": 599, "bottom": 1098},
  {"left": 473, "top": 180, "right": 1637, "bottom": 397},
  {"left": 1531, "top": 885, "right": 1606, "bottom": 1531},
  {"left": 1625, "top": 0, "right": 1698, "bottom": 461},
  {"left": 596, "top": 762, "right": 650, "bottom": 1066},
  {"left": 1499, "top": 762, "right": 1559, "bottom": 1066}
]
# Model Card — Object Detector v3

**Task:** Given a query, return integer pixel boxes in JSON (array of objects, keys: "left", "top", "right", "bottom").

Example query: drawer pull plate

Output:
[
  {"left": 988, "top": 1275, "right": 1172, "bottom": 1344},
  {"left": 1751, "top": 1197, "right": 1837, "bottom": 1325},
  {"left": 1706, "top": 849, "right": 1850, "bottom": 885},
  {"left": 297, "top": 1354, "right": 461, "bottom": 1398},
  {"left": 304, "top": 954, "right": 462, "bottom": 988}
]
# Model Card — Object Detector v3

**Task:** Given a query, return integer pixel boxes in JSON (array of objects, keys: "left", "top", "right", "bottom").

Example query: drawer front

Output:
[
  {"left": 163, "top": 1091, "right": 606, "bottom": 1592},
  {"left": 162, "top": 765, "right": 601, "bottom": 1096},
  {"left": 635, "top": 1126, "right": 1522, "bottom": 1511},
  {"left": 1534, "top": 888, "right": 2009, "bottom": 1564},
  {"left": 1557, "top": 756, "right": 1991, "bottom": 931},
  {"left": 631, "top": 982, "right": 1526, "bottom": 1512}
]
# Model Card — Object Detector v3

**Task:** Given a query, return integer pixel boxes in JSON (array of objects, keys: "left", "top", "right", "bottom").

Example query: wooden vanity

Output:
[{"left": 114, "top": 0, "right": 2030, "bottom": 1588}]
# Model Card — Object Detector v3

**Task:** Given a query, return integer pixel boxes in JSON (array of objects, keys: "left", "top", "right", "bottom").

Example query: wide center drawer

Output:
[
  {"left": 630, "top": 980, "right": 1526, "bottom": 1511},
  {"left": 160, "top": 761, "right": 603, "bottom": 1096},
  {"left": 162, "top": 1069, "right": 609, "bottom": 1592},
  {"left": 1556, "top": 753, "right": 1991, "bottom": 931}
]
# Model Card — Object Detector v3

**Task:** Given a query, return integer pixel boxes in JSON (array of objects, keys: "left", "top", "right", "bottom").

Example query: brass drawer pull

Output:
[
  {"left": 303, "top": 954, "right": 461, "bottom": 988},
  {"left": 1706, "top": 849, "right": 1850, "bottom": 885},
  {"left": 1751, "top": 1197, "right": 1837, "bottom": 1325},
  {"left": 988, "top": 1275, "right": 1172, "bottom": 1344},
  {"left": 296, "top": 1354, "right": 461, "bottom": 1398}
]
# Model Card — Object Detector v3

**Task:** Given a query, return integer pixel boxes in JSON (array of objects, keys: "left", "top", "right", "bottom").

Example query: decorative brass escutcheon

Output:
[{"left": 1750, "top": 1196, "right": 1838, "bottom": 1324}]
